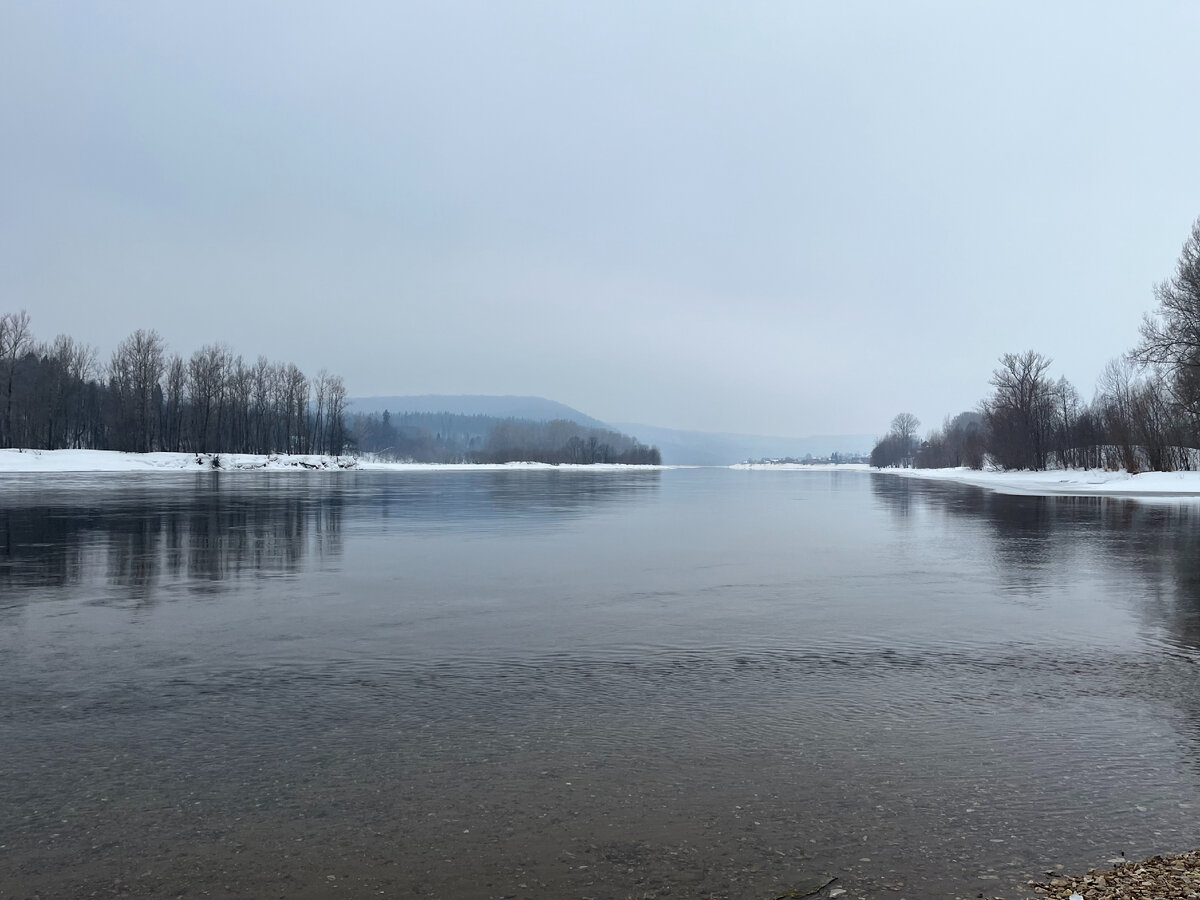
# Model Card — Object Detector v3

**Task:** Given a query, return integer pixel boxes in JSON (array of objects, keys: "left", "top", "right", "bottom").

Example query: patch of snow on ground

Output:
[
  {"left": 730, "top": 460, "right": 1200, "bottom": 497},
  {"left": 0, "top": 449, "right": 670, "bottom": 474},
  {"left": 730, "top": 463, "right": 871, "bottom": 472},
  {"left": 879, "top": 465, "right": 1200, "bottom": 497},
  {"left": 0, "top": 449, "right": 357, "bottom": 473}
]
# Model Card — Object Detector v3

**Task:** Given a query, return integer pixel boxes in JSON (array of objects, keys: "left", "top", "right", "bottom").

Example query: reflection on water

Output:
[
  {"left": 0, "top": 473, "right": 344, "bottom": 606},
  {"left": 871, "top": 473, "right": 1200, "bottom": 792},
  {"left": 0, "top": 469, "right": 661, "bottom": 608},
  {"left": 4, "top": 468, "right": 1200, "bottom": 900},
  {"left": 869, "top": 473, "right": 1200, "bottom": 653},
  {"left": 346, "top": 467, "right": 663, "bottom": 534}
]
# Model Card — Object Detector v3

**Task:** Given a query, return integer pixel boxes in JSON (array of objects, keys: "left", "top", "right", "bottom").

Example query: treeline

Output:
[
  {"left": 351, "top": 410, "right": 661, "bottom": 465},
  {"left": 0, "top": 311, "right": 347, "bottom": 455},
  {"left": 873, "top": 217, "right": 1200, "bottom": 473}
]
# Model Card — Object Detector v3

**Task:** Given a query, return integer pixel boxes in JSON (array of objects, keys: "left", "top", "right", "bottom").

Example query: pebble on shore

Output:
[{"left": 1031, "top": 849, "right": 1200, "bottom": 899}]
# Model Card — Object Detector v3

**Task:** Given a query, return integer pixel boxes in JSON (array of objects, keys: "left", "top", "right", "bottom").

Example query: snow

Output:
[
  {"left": 0, "top": 449, "right": 359, "bottom": 473},
  {"left": 731, "top": 460, "right": 1200, "bottom": 498},
  {"left": 355, "top": 460, "right": 668, "bottom": 472},
  {"left": 0, "top": 449, "right": 668, "bottom": 474},
  {"left": 876, "top": 465, "right": 1200, "bottom": 498},
  {"left": 730, "top": 463, "right": 871, "bottom": 472},
  {"left": 8, "top": 451, "right": 1190, "bottom": 497}
]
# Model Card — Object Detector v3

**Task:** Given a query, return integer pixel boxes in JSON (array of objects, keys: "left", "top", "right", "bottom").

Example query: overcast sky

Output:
[{"left": 4, "top": 2, "right": 1200, "bottom": 437}]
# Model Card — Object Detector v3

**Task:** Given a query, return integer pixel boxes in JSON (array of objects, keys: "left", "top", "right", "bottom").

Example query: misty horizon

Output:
[{"left": 5, "top": 3, "right": 1200, "bottom": 437}]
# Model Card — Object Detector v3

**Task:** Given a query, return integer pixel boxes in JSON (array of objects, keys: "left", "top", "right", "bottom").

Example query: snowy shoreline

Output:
[
  {"left": 874, "top": 465, "right": 1200, "bottom": 498},
  {"left": 734, "top": 460, "right": 1200, "bottom": 498},
  {"left": 6, "top": 451, "right": 1197, "bottom": 497},
  {"left": 0, "top": 448, "right": 669, "bottom": 474}
]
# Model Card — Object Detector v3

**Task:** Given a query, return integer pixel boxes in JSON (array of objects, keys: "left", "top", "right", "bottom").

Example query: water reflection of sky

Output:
[
  {"left": 870, "top": 473, "right": 1200, "bottom": 653},
  {"left": 5, "top": 468, "right": 1200, "bottom": 899},
  {"left": 0, "top": 470, "right": 662, "bottom": 607},
  {"left": 871, "top": 473, "right": 1200, "bottom": 779}
]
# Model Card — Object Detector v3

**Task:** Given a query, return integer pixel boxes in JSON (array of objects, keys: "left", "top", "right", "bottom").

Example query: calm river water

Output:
[{"left": 3, "top": 468, "right": 1200, "bottom": 899}]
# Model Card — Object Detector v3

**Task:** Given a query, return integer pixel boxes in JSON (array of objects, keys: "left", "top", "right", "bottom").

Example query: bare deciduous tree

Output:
[
  {"left": 1133, "top": 218, "right": 1200, "bottom": 400},
  {"left": 982, "top": 350, "right": 1054, "bottom": 470},
  {"left": 0, "top": 309, "right": 34, "bottom": 446},
  {"left": 109, "top": 329, "right": 166, "bottom": 452}
]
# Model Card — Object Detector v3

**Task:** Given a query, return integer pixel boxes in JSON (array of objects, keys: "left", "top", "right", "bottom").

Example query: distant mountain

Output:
[
  {"left": 349, "top": 395, "right": 609, "bottom": 430},
  {"left": 610, "top": 423, "right": 875, "bottom": 466},
  {"left": 347, "top": 395, "right": 871, "bottom": 467}
]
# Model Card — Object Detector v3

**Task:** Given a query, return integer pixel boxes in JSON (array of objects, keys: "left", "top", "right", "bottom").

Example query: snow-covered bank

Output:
[
  {"left": 877, "top": 465, "right": 1200, "bottom": 498},
  {"left": 0, "top": 449, "right": 359, "bottom": 473},
  {"left": 730, "top": 463, "right": 871, "bottom": 472},
  {"left": 0, "top": 449, "right": 670, "bottom": 474},
  {"left": 355, "top": 460, "right": 669, "bottom": 472},
  {"left": 729, "top": 460, "right": 1200, "bottom": 497}
]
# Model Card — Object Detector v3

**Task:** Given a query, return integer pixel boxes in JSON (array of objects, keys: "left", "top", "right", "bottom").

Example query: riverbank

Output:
[
  {"left": 0, "top": 448, "right": 359, "bottom": 472},
  {"left": 1031, "top": 847, "right": 1200, "bottom": 898},
  {"left": 0, "top": 448, "right": 670, "bottom": 473},
  {"left": 731, "top": 461, "right": 1200, "bottom": 498},
  {"left": 876, "top": 465, "right": 1200, "bottom": 498},
  {"left": 730, "top": 462, "right": 871, "bottom": 472}
]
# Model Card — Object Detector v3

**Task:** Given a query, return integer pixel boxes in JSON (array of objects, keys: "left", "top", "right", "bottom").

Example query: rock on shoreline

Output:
[{"left": 1031, "top": 849, "right": 1200, "bottom": 899}]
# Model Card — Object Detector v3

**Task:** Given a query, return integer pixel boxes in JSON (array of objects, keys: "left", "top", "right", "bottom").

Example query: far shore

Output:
[
  {"left": 7, "top": 451, "right": 1199, "bottom": 499},
  {"left": 0, "top": 448, "right": 671, "bottom": 474},
  {"left": 873, "top": 464, "right": 1200, "bottom": 498},
  {"left": 736, "top": 459, "right": 1200, "bottom": 498}
]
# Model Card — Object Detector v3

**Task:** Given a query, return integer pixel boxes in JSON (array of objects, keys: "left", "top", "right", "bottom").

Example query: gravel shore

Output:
[{"left": 1031, "top": 849, "right": 1200, "bottom": 899}]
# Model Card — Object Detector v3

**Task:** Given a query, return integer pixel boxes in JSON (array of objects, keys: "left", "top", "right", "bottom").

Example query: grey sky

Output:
[{"left": 4, "top": 2, "right": 1199, "bottom": 438}]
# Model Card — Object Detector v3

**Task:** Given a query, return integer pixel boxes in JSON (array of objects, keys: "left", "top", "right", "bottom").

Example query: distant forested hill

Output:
[
  {"left": 348, "top": 394, "right": 870, "bottom": 466},
  {"left": 350, "top": 395, "right": 609, "bottom": 430},
  {"left": 350, "top": 409, "right": 659, "bottom": 465}
]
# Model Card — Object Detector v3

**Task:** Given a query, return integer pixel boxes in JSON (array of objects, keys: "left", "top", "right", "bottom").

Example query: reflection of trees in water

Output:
[
  {"left": 0, "top": 506, "right": 92, "bottom": 595},
  {"left": 869, "top": 473, "right": 916, "bottom": 518},
  {"left": 173, "top": 486, "right": 343, "bottom": 585},
  {"left": 871, "top": 475, "right": 1200, "bottom": 648},
  {"left": 0, "top": 470, "right": 660, "bottom": 609},
  {"left": 870, "top": 474, "right": 1200, "bottom": 762},
  {"left": 355, "top": 469, "right": 662, "bottom": 531},
  {"left": 0, "top": 474, "right": 345, "bottom": 606}
]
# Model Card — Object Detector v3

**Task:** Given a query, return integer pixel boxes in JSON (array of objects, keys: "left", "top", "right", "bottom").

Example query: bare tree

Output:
[
  {"left": 249, "top": 356, "right": 274, "bottom": 453},
  {"left": 870, "top": 413, "right": 921, "bottom": 468},
  {"left": 1096, "top": 356, "right": 1140, "bottom": 472},
  {"left": 162, "top": 354, "right": 187, "bottom": 451},
  {"left": 311, "top": 369, "right": 329, "bottom": 454},
  {"left": 109, "top": 329, "right": 166, "bottom": 452},
  {"left": 941, "top": 411, "right": 984, "bottom": 469},
  {"left": 324, "top": 373, "right": 348, "bottom": 455},
  {"left": 1133, "top": 217, "right": 1200, "bottom": 413},
  {"left": 52, "top": 335, "right": 97, "bottom": 449},
  {"left": 890, "top": 413, "right": 920, "bottom": 448},
  {"left": 37, "top": 334, "right": 96, "bottom": 449},
  {"left": 0, "top": 310, "right": 34, "bottom": 446},
  {"left": 982, "top": 350, "right": 1054, "bottom": 470},
  {"left": 281, "top": 363, "right": 310, "bottom": 454},
  {"left": 187, "top": 344, "right": 233, "bottom": 451},
  {"left": 1050, "top": 375, "right": 1081, "bottom": 468}
]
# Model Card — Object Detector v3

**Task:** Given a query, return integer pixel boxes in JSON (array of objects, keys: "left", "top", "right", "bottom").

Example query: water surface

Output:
[{"left": 3, "top": 468, "right": 1200, "bottom": 899}]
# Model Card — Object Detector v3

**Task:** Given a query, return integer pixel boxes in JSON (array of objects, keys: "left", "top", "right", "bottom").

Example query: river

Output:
[{"left": 3, "top": 467, "right": 1200, "bottom": 898}]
